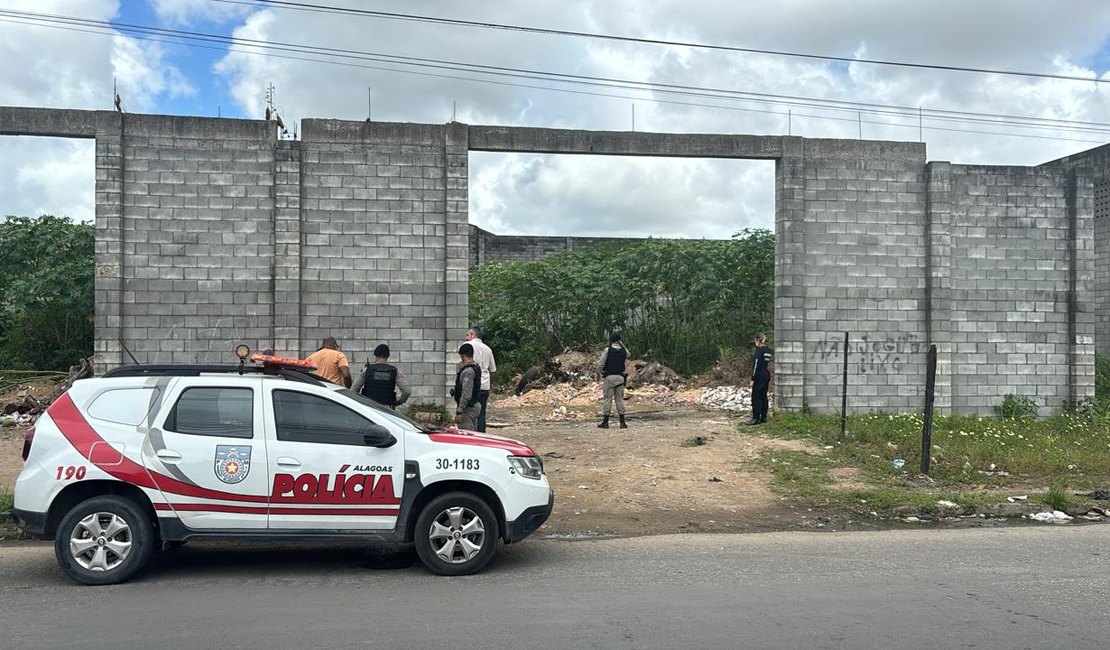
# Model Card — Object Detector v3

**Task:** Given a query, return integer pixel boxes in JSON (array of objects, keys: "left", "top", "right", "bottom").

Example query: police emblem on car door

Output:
[{"left": 214, "top": 445, "right": 252, "bottom": 484}]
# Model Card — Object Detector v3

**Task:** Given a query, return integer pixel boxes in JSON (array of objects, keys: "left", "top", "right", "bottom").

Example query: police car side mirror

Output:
[{"left": 363, "top": 424, "right": 396, "bottom": 448}]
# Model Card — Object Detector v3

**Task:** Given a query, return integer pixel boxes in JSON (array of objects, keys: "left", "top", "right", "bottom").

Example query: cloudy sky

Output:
[{"left": 3, "top": 0, "right": 1110, "bottom": 237}]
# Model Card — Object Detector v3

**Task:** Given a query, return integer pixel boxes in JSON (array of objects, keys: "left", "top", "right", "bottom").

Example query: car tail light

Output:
[{"left": 21, "top": 426, "right": 35, "bottom": 461}]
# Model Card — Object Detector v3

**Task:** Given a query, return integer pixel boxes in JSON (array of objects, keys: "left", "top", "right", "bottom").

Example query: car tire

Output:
[
  {"left": 414, "top": 491, "right": 499, "bottom": 576},
  {"left": 54, "top": 495, "right": 156, "bottom": 585}
]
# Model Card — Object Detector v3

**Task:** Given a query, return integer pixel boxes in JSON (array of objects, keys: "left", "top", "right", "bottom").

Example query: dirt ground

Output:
[
  {"left": 0, "top": 385, "right": 818, "bottom": 539},
  {"left": 486, "top": 395, "right": 819, "bottom": 537}
]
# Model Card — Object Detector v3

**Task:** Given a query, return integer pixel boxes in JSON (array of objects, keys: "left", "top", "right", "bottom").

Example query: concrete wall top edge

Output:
[
  {"left": 802, "top": 137, "right": 926, "bottom": 161},
  {"left": 949, "top": 162, "right": 1070, "bottom": 177},
  {"left": 0, "top": 106, "right": 97, "bottom": 138},
  {"left": 301, "top": 119, "right": 447, "bottom": 145},
  {"left": 469, "top": 124, "right": 784, "bottom": 159},
  {"left": 120, "top": 113, "right": 276, "bottom": 140}
]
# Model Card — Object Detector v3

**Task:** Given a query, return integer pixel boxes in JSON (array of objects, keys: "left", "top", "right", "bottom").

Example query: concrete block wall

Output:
[
  {"left": 1044, "top": 145, "right": 1110, "bottom": 361},
  {"left": 777, "top": 138, "right": 930, "bottom": 414},
  {"left": 942, "top": 165, "right": 1092, "bottom": 414},
  {"left": 115, "top": 115, "right": 277, "bottom": 364},
  {"left": 468, "top": 225, "right": 644, "bottom": 267},
  {"left": 295, "top": 121, "right": 455, "bottom": 400},
  {"left": 2, "top": 106, "right": 1097, "bottom": 414}
]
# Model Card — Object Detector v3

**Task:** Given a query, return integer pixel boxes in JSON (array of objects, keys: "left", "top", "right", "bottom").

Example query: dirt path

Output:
[{"left": 488, "top": 400, "right": 817, "bottom": 536}]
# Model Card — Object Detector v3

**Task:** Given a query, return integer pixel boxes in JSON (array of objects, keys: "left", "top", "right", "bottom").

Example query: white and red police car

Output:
[{"left": 8, "top": 351, "right": 553, "bottom": 584}]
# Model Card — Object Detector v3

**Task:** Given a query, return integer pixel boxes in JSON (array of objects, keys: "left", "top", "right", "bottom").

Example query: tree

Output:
[
  {"left": 470, "top": 230, "right": 775, "bottom": 381},
  {"left": 0, "top": 215, "right": 94, "bottom": 370}
]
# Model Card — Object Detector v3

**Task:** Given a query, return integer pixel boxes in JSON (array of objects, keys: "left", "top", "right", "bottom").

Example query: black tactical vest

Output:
[
  {"left": 454, "top": 362, "right": 482, "bottom": 408},
  {"left": 602, "top": 346, "right": 627, "bottom": 376},
  {"left": 361, "top": 362, "right": 398, "bottom": 406}
]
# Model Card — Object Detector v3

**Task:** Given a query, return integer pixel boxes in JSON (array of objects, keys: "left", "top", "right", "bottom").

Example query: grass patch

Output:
[
  {"left": 756, "top": 450, "right": 836, "bottom": 497},
  {"left": 1038, "top": 486, "right": 1073, "bottom": 511},
  {"left": 0, "top": 491, "right": 11, "bottom": 512},
  {"left": 760, "top": 411, "right": 1110, "bottom": 490}
]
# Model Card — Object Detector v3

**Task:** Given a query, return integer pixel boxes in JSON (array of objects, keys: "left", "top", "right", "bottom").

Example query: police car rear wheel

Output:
[
  {"left": 54, "top": 496, "right": 155, "bottom": 586},
  {"left": 414, "top": 492, "right": 498, "bottom": 576}
]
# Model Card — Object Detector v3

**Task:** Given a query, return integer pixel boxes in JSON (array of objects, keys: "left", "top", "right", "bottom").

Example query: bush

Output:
[
  {"left": 993, "top": 394, "right": 1038, "bottom": 419},
  {"left": 0, "top": 216, "right": 94, "bottom": 370}
]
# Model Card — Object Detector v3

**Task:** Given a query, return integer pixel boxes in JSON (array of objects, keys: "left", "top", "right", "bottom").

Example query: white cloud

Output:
[
  {"left": 150, "top": 0, "right": 252, "bottom": 26},
  {"left": 0, "top": 0, "right": 195, "bottom": 222},
  {"left": 8, "top": 0, "right": 1110, "bottom": 235},
  {"left": 3, "top": 138, "right": 94, "bottom": 221}
]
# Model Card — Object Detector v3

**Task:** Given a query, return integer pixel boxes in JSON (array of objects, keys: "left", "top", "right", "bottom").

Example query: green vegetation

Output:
[
  {"left": 993, "top": 393, "right": 1038, "bottom": 419},
  {"left": 0, "top": 216, "right": 94, "bottom": 370},
  {"left": 470, "top": 230, "right": 774, "bottom": 382},
  {"left": 0, "top": 490, "right": 11, "bottom": 513},
  {"left": 761, "top": 411, "right": 1110, "bottom": 490}
]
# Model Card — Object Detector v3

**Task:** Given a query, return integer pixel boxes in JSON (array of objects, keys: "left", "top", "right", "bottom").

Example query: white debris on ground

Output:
[
  {"left": 1026, "top": 511, "right": 1073, "bottom": 523},
  {"left": 0, "top": 412, "right": 34, "bottom": 427},
  {"left": 493, "top": 381, "right": 764, "bottom": 416},
  {"left": 696, "top": 386, "right": 754, "bottom": 412}
]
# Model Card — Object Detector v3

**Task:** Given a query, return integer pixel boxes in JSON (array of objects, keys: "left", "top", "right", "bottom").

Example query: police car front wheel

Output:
[
  {"left": 54, "top": 496, "right": 155, "bottom": 586},
  {"left": 414, "top": 492, "right": 499, "bottom": 576}
]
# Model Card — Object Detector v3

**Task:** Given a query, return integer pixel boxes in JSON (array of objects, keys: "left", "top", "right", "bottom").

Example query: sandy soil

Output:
[{"left": 487, "top": 397, "right": 819, "bottom": 537}]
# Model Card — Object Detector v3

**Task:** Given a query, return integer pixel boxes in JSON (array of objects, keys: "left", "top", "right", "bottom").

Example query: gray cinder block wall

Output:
[
  {"left": 0, "top": 106, "right": 1098, "bottom": 413},
  {"left": 469, "top": 225, "right": 645, "bottom": 267}
]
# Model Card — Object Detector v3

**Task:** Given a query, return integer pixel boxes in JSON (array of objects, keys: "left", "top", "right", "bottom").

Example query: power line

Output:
[
  {"left": 212, "top": 0, "right": 1110, "bottom": 86},
  {"left": 1, "top": 8, "right": 1107, "bottom": 145}
]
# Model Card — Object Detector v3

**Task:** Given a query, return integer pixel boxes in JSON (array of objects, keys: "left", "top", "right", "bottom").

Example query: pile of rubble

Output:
[
  {"left": 696, "top": 386, "right": 755, "bottom": 412},
  {"left": 0, "top": 358, "right": 93, "bottom": 426}
]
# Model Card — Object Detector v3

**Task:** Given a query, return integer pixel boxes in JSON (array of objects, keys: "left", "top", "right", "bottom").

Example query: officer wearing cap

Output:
[{"left": 352, "top": 343, "right": 412, "bottom": 409}]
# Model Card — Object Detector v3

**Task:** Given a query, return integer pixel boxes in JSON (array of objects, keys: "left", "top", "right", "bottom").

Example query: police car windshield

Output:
[{"left": 336, "top": 388, "right": 432, "bottom": 432}]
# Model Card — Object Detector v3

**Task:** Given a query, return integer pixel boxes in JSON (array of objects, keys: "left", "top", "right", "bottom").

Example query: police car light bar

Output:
[{"left": 249, "top": 353, "right": 317, "bottom": 371}]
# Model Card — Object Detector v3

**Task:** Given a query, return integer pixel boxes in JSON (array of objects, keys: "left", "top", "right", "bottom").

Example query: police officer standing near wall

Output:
[
  {"left": 749, "top": 333, "right": 774, "bottom": 425},
  {"left": 452, "top": 343, "right": 482, "bottom": 430},
  {"left": 352, "top": 343, "right": 411, "bottom": 409},
  {"left": 596, "top": 332, "right": 629, "bottom": 429}
]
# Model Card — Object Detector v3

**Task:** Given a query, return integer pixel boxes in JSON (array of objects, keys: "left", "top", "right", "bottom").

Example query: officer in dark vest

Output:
[
  {"left": 452, "top": 343, "right": 482, "bottom": 430},
  {"left": 749, "top": 333, "right": 774, "bottom": 425},
  {"left": 352, "top": 344, "right": 411, "bottom": 408},
  {"left": 596, "top": 332, "right": 629, "bottom": 429}
]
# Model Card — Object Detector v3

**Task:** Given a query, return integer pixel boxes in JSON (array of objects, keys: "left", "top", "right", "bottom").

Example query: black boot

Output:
[
  {"left": 598, "top": 415, "right": 610, "bottom": 429},
  {"left": 619, "top": 414, "right": 628, "bottom": 429}
]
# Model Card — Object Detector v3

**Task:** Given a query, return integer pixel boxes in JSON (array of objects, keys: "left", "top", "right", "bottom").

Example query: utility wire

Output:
[
  {"left": 1, "top": 8, "right": 1107, "bottom": 144},
  {"left": 212, "top": 0, "right": 1110, "bottom": 86}
]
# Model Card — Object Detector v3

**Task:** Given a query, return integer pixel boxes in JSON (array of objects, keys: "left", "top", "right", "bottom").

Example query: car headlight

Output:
[{"left": 507, "top": 455, "right": 544, "bottom": 480}]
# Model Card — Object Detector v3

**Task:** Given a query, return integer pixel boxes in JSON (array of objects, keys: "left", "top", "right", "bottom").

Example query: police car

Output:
[{"left": 8, "top": 349, "right": 553, "bottom": 585}]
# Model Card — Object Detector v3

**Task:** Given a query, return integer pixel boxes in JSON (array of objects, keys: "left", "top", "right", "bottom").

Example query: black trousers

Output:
[{"left": 751, "top": 377, "right": 770, "bottom": 422}]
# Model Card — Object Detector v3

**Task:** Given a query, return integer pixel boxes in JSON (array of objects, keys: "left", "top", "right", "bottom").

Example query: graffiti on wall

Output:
[{"left": 810, "top": 333, "right": 924, "bottom": 374}]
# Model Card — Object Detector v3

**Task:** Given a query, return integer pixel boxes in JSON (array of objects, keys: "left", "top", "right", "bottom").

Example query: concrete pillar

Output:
[
  {"left": 774, "top": 137, "right": 805, "bottom": 411},
  {"left": 925, "top": 161, "right": 953, "bottom": 414},
  {"left": 273, "top": 140, "right": 302, "bottom": 356},
  {"left": 94, "top": 111, "right": 124, "bottom": 372}
]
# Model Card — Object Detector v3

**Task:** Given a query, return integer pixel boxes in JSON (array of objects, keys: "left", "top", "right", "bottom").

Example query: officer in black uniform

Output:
[
  {"left": 352, "top": 343, "right": 411, "bottom": 408},
  {"left": 749, "top": 333, "right": 773, "bottom": 425}
]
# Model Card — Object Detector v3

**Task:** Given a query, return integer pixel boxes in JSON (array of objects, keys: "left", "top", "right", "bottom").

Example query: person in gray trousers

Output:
[{"left": 596, "top": 332, "right": 629, "bottom": 429}]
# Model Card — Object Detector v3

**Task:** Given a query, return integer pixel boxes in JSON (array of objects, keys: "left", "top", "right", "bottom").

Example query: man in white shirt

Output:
[{"left": 465, "top": 326, "right": 496, "bottom": 432}]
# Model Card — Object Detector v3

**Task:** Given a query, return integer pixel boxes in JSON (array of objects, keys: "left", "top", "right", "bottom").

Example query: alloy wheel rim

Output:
[
  {"left": 69, "top": 512, "right": 133, "bottom": 572},
  {"left": 428, "top": 506, "right": 486, "bottom": 564}
]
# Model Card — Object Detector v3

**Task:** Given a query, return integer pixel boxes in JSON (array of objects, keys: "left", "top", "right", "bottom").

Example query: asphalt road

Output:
[{"left": 1, "top": 525, "right": 1107, "bottom": 649}]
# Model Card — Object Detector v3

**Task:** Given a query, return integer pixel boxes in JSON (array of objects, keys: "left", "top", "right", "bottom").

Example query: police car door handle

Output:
[
  {"left": 276, "top": 457, "right": 301, "bottom": 469},
  {"left": 156, "top": 449, "right": 183, "bottom": 464}
]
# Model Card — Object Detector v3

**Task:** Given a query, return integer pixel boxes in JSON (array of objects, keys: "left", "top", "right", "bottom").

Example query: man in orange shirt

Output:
[{"left": 305, "top": 337, "right": 351, "bottom": 387}]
